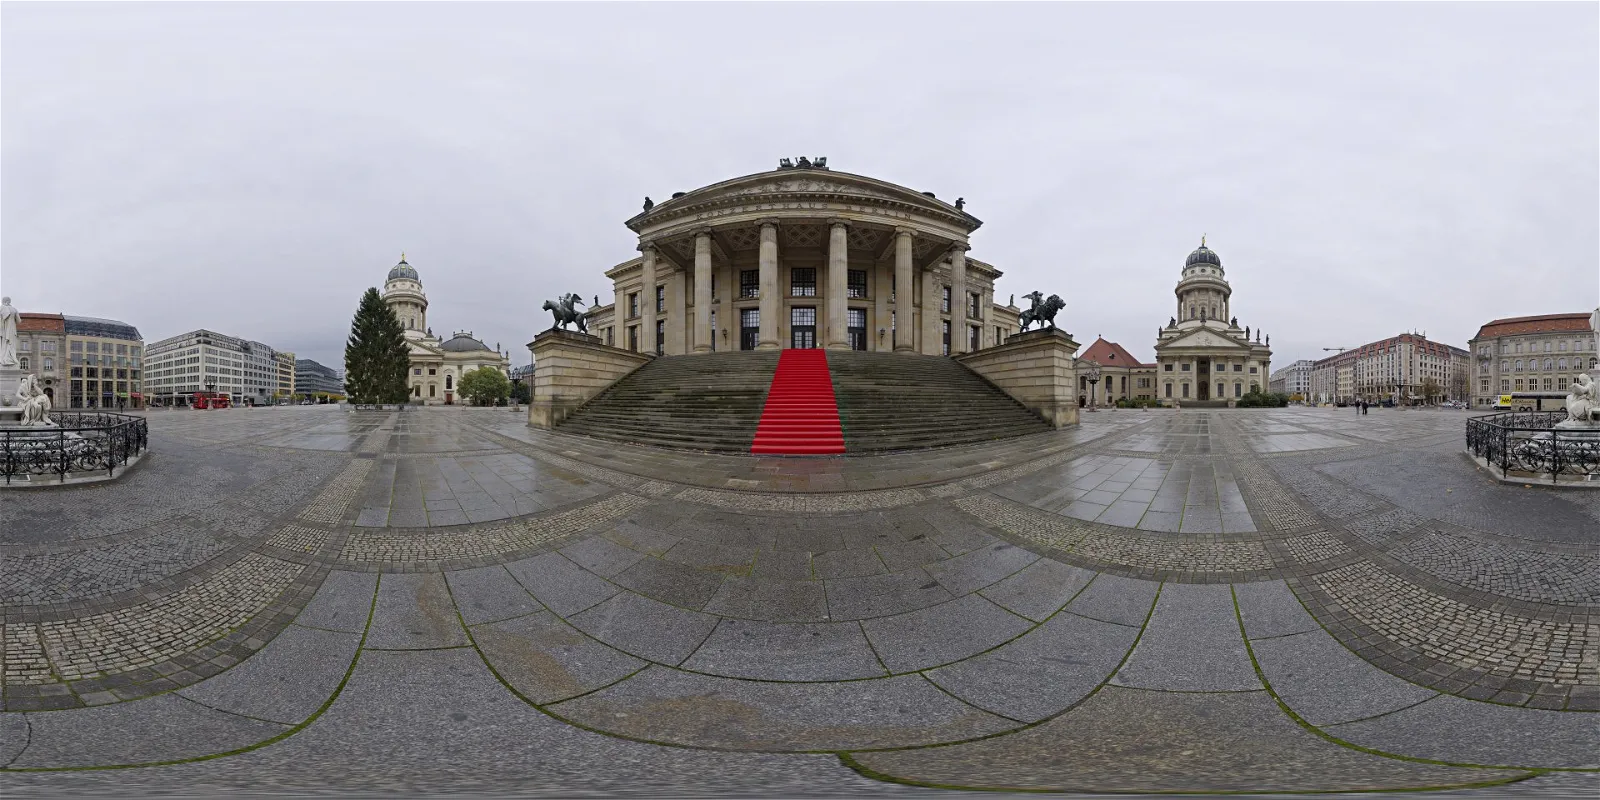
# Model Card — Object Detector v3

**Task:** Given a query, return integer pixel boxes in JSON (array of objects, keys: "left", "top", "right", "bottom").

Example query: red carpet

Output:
[{"left": 750, "top": 349, "right": 845, "bottom": 455}]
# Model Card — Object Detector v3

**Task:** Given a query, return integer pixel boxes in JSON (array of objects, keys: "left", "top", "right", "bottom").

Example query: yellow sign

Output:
[{"left": 1498, "top": 395, "right": 1512, "bottom": 407}]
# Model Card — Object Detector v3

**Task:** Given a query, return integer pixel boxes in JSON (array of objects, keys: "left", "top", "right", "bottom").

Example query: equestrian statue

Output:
[
  {"left": 542, "top": 293, "right": 588, "bottom": 334},
  {"left": 1018, "top": 291, "right": 1065, "bottom": 332}
]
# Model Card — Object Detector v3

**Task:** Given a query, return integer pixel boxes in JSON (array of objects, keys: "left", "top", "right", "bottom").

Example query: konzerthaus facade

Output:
[{"left": 586, "top": 159, "right": 1021, "bottom": 356}]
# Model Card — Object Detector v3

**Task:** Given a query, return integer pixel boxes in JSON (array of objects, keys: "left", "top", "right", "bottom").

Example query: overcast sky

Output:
[{"left": 4, "top": 2, "right": 1596, "bottom": 370}]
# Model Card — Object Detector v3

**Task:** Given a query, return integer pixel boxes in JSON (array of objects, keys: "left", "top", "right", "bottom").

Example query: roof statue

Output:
[
  {"left": 1230, "top": 316, "right": 1238, "bottom": 327},
  {"left": 1245, "top": 325, "right": 1250, "bottom": 339},
  {"left": 777, "top": 156, "right": 829, "bottom": 171},
  {"left": 1266, "top": 334, "right": 1270, "bottom": 346},
  {"left": 1201, "top": 234, "right": 1206, "bottom": 247},
  {"left": 642, "top": 197, "right": 654, "bottom": 212},
  {"left": 1170, "top": 316, "right": 1177, "bottom": 328},
  {"left": 955, "top": 197, "right": 966, "bottom": 211}
]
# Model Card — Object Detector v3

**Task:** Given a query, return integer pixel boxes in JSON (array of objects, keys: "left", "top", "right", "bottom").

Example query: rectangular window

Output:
[
  {"left": 655, "top": 320, "right": 664, "bottom": 355},
  {"left": 1182, "top": 383, "right": 1190, "bottom": 398},
  {"left": 790, "top": 268, "right": 817, "bottom": 297},
  {"left": 1249, "top": 367, "right": 1258, "bottom": 374},
  {"left": 655, "top": 285, "right": 665, "bottom": 313},
  {"left": 847, "top": 308, "right": 867, "bottom": 351},
  {"left": 18, "top": 340, "right": 29, "bottom": 353},
  {"left": 1233, "top": 364, "right": 1242, "bottom": 372},
  {"left": 87, "top": 342, "right": 99, "bottom": 353},
  {"left": 605, "top": 327, "right": 614, "bottom": 346},
  {"left": 740, "top": 308, "right": 760, "bottom": 351},
  {"left": 1235, "top": 383, "right": 1242, "bottom": 397},
  {"left": 71, "top": 341, "right": 83, "bottom": 352},
  {"left": 740, "top": 270, "right": 759, "bottom": 299},
  {"left": 1164, "top": 363, "right": 1173, "bottom": 371},
  {"left": 969, "top": 325, "right": 979, "bottom": 352},
  {"left": 970, "top": 292, "right": 981, "bottom": 318},
  {"left": 1165, "top": 383, "right": 1173, "bottom": 398},
  {"left": 629, "top": 326, "right": 639, "bottom": 352},
  {"left": 415, "top": 368, "right": 422, "bottom": 375},
  {"left": 941, "top": 287, "right": 951, "bottom": 313},
  {"left": 941, "top": 321, "right": 951, "bottom": 356},
  {"left": 628, "top": 293, "right": 639, "bottom": 318},
  {"left": 1181, "top": 363, "right": 1191, "bottom": 372},
  {"left": 790, "top": 307, "right": 817, "bottom": 349},
  {"left": 847, "top": 269, "right": 867, "bottom": 299}
]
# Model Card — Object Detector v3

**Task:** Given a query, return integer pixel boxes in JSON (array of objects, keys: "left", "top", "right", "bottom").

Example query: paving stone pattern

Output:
[{"left": 0, "top": 405, "right": 1594, "bottom": 795}]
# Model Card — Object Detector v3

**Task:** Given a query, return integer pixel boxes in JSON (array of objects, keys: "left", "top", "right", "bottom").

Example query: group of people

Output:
[{"left": 1355, "top": 399, "right": 1372, "bottom": 415}]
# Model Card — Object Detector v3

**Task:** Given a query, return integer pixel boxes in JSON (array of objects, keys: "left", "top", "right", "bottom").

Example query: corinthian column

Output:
[
  {"left": 757, "top": 220, "right": 780, "bottom": 350},
  {"left": 950, "top": 243, "right": 969, "bottom": 354},
  {"left": 826, "top": 219, "right": 849, "bottom": 350},
  {"left": 693, "top": 228, "right": 713, "bottom": 354},
  {"left": 639, "top": 241, "right": 657, "bottom": 355},
  {"left": 894, "top": 227, "right": 914, "bottom": 353}
]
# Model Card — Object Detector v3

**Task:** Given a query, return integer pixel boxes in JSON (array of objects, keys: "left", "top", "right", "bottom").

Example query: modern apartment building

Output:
[
  {"left": 64, "top": 315, "right": 144, "bottom": 409},
  {"left": 144, "top": 329, "right": 291, "bottom": 406},
  {"left": 1466, "top": 313, "right": 1597, "bottom": 409},
  {"left": 294, "top": 359, "right": 344, "bottom": 397},
  {"left": 1268, "top": 359, "right": 1314, "bottom": 398},
  {"left": 1308, "top": 333, "right": 1469, "bottom": 405},
  {"left": 275, "top": 351, "right": 296, "bottom": 399}
]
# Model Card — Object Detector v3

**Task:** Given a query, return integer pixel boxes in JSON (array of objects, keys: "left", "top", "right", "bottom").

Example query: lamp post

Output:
[{"left": 1084, "top": 361, "right": 1102, "bottom": 413}]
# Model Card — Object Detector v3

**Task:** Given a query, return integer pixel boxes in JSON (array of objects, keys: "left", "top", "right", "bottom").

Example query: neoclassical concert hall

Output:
[{"left": 585, "top": 159, "right": 1023, "bottom": 357}]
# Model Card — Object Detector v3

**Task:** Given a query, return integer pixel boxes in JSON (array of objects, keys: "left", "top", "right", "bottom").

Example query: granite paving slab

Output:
[
  {"left": 9, "top": 693, "right": 290, "bottom": 768},
  {"left": 860, "top": 593, "right": 1035, "bottom": 673},
  {"left": 1113, "top": 582, "right": 1259, "bottom": 691},
  {"left": 177, "top": 623, "right": 362, "bottom": 725},
  {"left": 680, "top": 619, "right": 887, "bottom": 681},
  {"left": 1327, "top": 694, "right": 1600, "bottom": 768},
  {"left": 365, "top": 572, "right": 470, "bottom": 650},
  {"left": 471, "top": 610, "right": 646, "bottom": 704},
  {"left": 503, "top": 551, "right": 620, "bottom": 617},
  {"left": 565, "top": 591, "right": 719, "bottom": 666}
]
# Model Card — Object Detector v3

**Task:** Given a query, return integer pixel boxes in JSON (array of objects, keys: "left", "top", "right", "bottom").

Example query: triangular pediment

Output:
[
  {"left": 1160, "top": 328, "right": 1251, "bottom": 351},
  {"left": 628, "top": 168, "right": 977, "bottom": 231},
  {"left": 408, "top": 340, "right": 443, "bottom": 358}
]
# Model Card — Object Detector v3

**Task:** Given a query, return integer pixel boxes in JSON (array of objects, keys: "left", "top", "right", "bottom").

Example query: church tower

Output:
[
  {"left": 1174, "top": 236, "right": 1232, "bottom": 326},
  {"left": 381, "top": 254, "right": 429, "bottom": 338}
]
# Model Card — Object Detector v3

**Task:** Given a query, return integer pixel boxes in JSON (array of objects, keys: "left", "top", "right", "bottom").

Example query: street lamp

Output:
[{"left": 1084, "top": 361, "right": 1102, "bottom": 413}]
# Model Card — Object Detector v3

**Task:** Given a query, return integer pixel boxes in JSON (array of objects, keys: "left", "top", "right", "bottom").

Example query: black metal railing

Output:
[
  {"left": 1465, "top": 411, "right": 1600, "bottom": 483},
  {"left": 1, "top": 412, "right": 149, "bottom": 485}
]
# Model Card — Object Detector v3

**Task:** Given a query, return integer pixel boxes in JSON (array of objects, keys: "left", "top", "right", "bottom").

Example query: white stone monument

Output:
[
  {"left": 0, "top": 296, "right": 24, "bottom": 423},
  {"left": 1557, "top": 306, "right": 1600, "bottom": 431}
]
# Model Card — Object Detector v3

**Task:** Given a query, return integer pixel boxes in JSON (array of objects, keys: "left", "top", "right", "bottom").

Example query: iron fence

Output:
[
  {"left": 1465, "top": 411, "right": 1600, "bottom": 483},
  {"left": 1, "top": 412, "right": 149, "bottom": 485}
]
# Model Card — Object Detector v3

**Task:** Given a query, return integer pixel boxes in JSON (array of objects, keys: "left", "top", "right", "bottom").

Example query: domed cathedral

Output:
[
  {"left": 1153, "top": 238, "right": 1272, "bottom": 406},
  {"left": 584, "top": 159, "right": 1021, "bottom": 357},
  {"left": 380, "top": 254, "right": 511, "bottom": 404}
]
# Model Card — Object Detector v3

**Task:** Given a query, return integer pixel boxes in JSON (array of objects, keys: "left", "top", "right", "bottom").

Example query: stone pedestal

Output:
[
  {"left": 0, "top": 367, "right": 20, "bottom": 408},
  {"left": 954, "top": 328, "right": 1081, "bottom": 428},
  {"left": 527, "top": 329, "right": 654, "bottom": 430}
]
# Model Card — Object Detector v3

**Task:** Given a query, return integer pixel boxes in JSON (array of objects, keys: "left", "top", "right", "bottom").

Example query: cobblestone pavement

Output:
[{"left": 2, "top": 405, "right": 1596, "bottom": 797}]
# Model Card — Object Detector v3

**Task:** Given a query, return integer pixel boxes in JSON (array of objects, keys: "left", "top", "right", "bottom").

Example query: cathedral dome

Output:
[
  {"left": 387, "top": 256, "right": 419, "bottom": 282},
  {"left": 1185, "top": 241, "right": 1222, "bottom": 268},
  {"left": 440, "top": 332, "right": 492, "bottom": 353}
]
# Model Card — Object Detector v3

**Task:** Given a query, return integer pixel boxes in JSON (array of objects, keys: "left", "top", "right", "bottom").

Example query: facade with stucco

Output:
[
  {"left": 1152, "top": 239, "right": 1272, "bottom": 405},
  {"left": 381, "top": 256, "right": 512, "bottom": 405}
]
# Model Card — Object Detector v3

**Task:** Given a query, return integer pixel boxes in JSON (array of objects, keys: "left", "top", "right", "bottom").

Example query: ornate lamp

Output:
[{"left": 1084, "top": 361, "right": 1103, "bottom": 413}]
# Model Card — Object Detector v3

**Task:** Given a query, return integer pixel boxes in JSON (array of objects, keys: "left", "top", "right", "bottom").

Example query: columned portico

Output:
[{"left": 590, "top": 161, "right": 1023, "bottom": 359}]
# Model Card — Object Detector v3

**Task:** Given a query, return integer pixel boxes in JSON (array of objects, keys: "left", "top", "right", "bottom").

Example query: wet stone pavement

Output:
[{"left": 1, "top": 404, "right": 1596, "bottom": 797}]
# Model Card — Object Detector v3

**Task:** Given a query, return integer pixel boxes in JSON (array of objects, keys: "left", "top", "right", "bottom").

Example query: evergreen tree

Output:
[{"left": 344, "top": 288, "right": 411, "bottom": 404}]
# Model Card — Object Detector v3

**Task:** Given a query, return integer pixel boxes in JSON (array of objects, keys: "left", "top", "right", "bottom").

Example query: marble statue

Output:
[
  {"left": 1564, "top": 373, "right": 1598, "bottom": 425},
  {"left": 17, "top": 374, "right": 52, "bottom": 426},
  {"left": 0, "top": 296, "right": 17, "bottom": 368}
]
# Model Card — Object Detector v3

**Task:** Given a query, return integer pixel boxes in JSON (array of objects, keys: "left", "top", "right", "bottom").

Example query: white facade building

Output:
[{"left": 144, "top": 329, "right": 290, "bottom": 406}]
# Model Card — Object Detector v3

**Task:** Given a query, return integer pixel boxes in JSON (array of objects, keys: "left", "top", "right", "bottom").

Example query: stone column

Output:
[
  {"left": 950, "top": 243, "right": 969, "bottom": 354},
  {"left": 639, "top": 242, "right": 657, "bottom": 355},
  {"left": 668, "top": 268, "right": 687, "bottom": 355},
  {"left": 826, "top": 220, "right": 849, "bottom": 350},
  {"left": 981, "top": 288, "right": 994, "bottom": 348},
  {"left": 894, "top": 227, "right": 915, "bottom": 353},
  {"left": 757, "top": 220, "right": 780, "bottom": 350},
  {"left": 922, "top": 264, "right": 943, "bottom": 355},
  {"left": 693, "top": 229, "right": 713, "bottom": 354}
]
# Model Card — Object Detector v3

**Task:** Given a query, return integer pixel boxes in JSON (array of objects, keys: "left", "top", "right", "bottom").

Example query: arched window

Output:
[
  {"left": 445, "top": 374, "right": 453, "bottom": 390},
  {"left": 1544, "top": 358, "right": 1553, "bottom": 371},
  {"left": 18, "top": 357, "right": 27, "bottom": 370},
  {"left": 43, "top": 357, "right": 53, "bottom": 371},
  {"left": 1515, "top": 359, "right": 1523, "bottom": 371}
]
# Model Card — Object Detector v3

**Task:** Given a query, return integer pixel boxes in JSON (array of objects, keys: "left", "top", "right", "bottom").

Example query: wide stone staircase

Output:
[
  {"left": 553, "top": 352, "right": 779, "bottom": 453},
  {"left": 554, "top": 350, "right": 1051, "bottom": 454},
  {"left": 826, "top": 351, "right": 1051, "bottom": 452}
]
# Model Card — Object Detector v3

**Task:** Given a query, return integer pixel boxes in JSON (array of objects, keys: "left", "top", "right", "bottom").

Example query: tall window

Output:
[
  {"left": 628, "top": 325, "right": 638, "bottom": 352},
  {"left": 655, "top": 320, "right": 664, "bottom": 355},
  {"left": 969, "top": 292, "right": 981, "bottom": 318},
  {"left": 968, "top": 325, "right": 979, "bottom": 352},
  {"left": 847, "top": 269, "right": 867, "bottom": 298},
  {"left": 847, "top": 308, "right": 866, "bottom": 351},
  {"left": 790, "top": 268, "right": 816, "bottom": 297},
  {"left": 740, "top": 308, "right": 760, "bottom": 351},
  {"left": 790, "top": 307, "right": 816, "bottom": 349},
  {"left": 628, "top": 293, "right": 639, "bottom": 318},
  {"left": 941, "top": 321, "right": 950, "bottom": 356},
  {"left": 43, "top": 357, "right": 53, "bottom": 371},
  {"left": 655, "top": 285, "right": 665, "bottom": 313},
  {"left": 941, "top": 287, "right": 951, "bottom": 313},
  {"left": 740, "top": 270, "right": 759, "bottom": 298},
  {"left": 606, "top": 327, "right": 614, "bottom": 347}
]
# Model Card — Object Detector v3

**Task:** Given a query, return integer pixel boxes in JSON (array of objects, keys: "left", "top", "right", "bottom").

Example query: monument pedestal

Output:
[
  {"left": 954, "top": 328, "right": 1082, "bottom": 428},
  {"left": 527, "top": 329, "right": 654, "bottom": 430}
]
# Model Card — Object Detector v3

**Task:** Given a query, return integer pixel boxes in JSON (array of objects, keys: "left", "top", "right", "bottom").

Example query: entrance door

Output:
[
  {"left": 791, "top": 307, "right": 816, "bottom": 349},
  {"left": 1197, "top": 359, "right": 1211, "bottom": 400},
  {"left": 847, "top": 308, "right": 867, "bottom": 351},
  {"left": 740, "top": 308, "right": 760, "bottom": 351}
]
